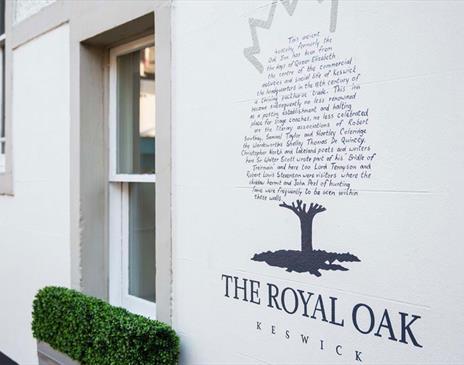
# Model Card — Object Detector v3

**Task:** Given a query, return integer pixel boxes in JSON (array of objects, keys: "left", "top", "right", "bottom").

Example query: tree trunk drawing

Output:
[{"left": 280, "top": 200, "right": 326, "bottom": 252}]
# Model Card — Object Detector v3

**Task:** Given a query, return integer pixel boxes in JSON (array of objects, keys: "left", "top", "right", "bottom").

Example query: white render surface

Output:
[
  {"left": 14, "top": 0, "right": 56, "bottom": 24},
  {"left": 171, "top": 1, "right": 464, "bottom": 364},
  {"left": 0, "top": 24, "right": 70, "bottom": 364},
  {"left": 0, "top": 1, "right": 462, "bottom": 364}
]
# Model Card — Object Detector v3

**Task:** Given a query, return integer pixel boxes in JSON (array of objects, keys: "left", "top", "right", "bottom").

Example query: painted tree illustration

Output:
[
  {"left": 252, "top": 200, "right": 360, "bottom": 277},
  {"left": 279, "top": 200, "right": 326, "bottom": 252}
]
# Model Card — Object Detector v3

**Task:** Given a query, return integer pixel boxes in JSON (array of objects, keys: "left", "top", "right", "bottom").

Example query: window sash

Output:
[
  {"left": 121, "top": 182, "right": 156, "bottom": 318},
  {"left": 109, "top": 35, "right": 155, "bottom": 183},
  {"left": 0, "top": 42, "right": 5, "bottom": 174},
  {"left": 109, "top": 182, "right": 157, "bottom": 319},
  {"left": 108, "top": 35, "right": 157, "bottom": 319}
]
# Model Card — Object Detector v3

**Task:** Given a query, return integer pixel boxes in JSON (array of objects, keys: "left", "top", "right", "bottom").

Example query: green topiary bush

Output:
[{"left": 31, "top": 286, "right": 179, "bottom": 365}]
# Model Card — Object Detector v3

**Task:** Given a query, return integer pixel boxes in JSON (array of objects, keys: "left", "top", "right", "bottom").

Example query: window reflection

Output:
[
  {"left": 117, "top": 45, "right": 155, "bottom": 174},
  {"left": 128, "top": 182, "right": 156, "bottom": 303}
]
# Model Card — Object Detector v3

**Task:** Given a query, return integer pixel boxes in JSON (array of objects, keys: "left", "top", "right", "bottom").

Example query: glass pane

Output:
[
  {"left": 0, "top": 0, "right": 4, "bottom": 36},
  {"left": 128, "top": 182, "right": 156, "bottom": 303},
  {"left": 117, "top": 45, "right": 155, "bottom": 174},
  {"left": 0, "top": 46, "right": 4, "bottom": 157}
]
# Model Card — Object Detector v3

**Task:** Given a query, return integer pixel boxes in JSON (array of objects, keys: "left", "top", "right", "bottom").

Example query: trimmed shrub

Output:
[{"left": 32, "top": 286, "right": 179, "bottom": 365}]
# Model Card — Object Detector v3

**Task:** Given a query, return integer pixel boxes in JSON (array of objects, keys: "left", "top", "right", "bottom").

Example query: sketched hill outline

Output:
[{"left": 243, "top": 0, "right": 339, "bottom": 73}]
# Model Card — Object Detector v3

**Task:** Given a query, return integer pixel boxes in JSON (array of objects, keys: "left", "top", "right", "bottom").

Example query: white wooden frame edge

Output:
[
  {"left": 108, "top": 34, "right": 155, "bottom": 184},
  {"left": 108, "top": 34, "right": 157, "bottom": 319}
]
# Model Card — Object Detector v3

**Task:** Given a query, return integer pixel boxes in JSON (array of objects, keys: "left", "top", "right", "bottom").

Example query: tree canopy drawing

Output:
[{"left": 251, "top": 200, "right": 360, "bottom": 277}]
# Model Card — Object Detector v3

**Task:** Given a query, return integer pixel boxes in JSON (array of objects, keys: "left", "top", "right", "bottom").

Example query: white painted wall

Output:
[
  {"left": 0, "top": 1, "right": 462, "bottom": 364},
  {"left": 0, "top": 24, "right": 70, "bottom": 364},
  {"left": 171, "top": 1, "right": 464, "bottom": 364},
  {"left": 14, "top": 0, "right": 56, "bottom": 24}
]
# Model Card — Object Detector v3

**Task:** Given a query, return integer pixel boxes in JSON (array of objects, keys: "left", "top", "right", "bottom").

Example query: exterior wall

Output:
[
  {"left": 0, "top": 2, "right": 164, "bottom": 363},
  {"left": 0, "top": 1, "right": 463, "bottom": 364},
  {"left": 0, "top": 23, "right": 70, "bottom": 365},
  {"left": 14, "top": 0, "right": 56, "bottom": 24},
  {"left": 171, "top": 1, "right": 464, "bottom": 364}
]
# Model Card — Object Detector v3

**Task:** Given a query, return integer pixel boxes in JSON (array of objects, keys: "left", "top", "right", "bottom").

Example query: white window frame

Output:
[
  {"left": 0, "top": 41, "right": 6, "bottom": 173},
  {"left": 0, "top": 35, "right": 5, "bottom": 173},
  {"left": 108, "top": 34, "right": 156, "bottom": 183},
  {"left": 0, "top": 0, "right": 12, "bottom": 196},
  {"left": 108, "top": 35, "right": 156, "bottom": 319}
]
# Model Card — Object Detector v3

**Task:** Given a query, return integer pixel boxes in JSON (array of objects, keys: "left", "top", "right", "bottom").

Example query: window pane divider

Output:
[{"left": 109, "top": 174, "right": 156, "bottom": 183}]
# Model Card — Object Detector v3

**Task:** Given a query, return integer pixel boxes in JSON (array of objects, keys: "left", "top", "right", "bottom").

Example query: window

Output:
[
  {"left": 0, "top": 44, "right": 5, "bottom": 173},
  {"left": 0, "top": 0, "right": 6, "bottom": 174},
  {"left": 109, "top": 35, "right": 156, "bottom": 318}
]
